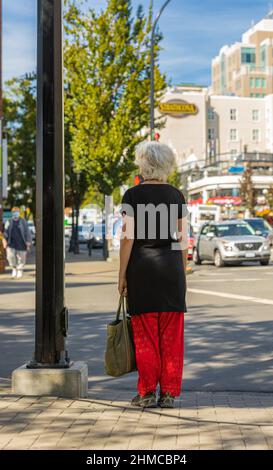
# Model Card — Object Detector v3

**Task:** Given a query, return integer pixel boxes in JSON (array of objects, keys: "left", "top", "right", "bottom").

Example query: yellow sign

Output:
[{"left": 159, "top": 100, "right": 198, "bottom": 118}]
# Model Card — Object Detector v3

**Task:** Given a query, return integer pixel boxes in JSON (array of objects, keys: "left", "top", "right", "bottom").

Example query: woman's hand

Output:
[{"left": 118, "top": 274, "right": 127, "bottom": 296}]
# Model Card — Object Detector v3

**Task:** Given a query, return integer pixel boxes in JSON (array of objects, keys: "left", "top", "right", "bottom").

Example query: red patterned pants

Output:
[{"left": 131, "top": 312, "right": 184, "bottom": 397}]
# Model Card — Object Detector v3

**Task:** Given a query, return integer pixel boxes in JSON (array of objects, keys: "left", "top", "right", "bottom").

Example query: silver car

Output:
[{"left": 193, "top": 220, "right": 271, "bottom": 267}]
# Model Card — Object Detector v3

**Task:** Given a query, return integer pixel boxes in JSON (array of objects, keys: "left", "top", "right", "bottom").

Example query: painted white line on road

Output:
[
  {"left": 188, "top": 278, "right": 264, "bottom": 283},
  {"left": 194, "top": 266, "right": 273, "bottom": 274},
  {"left": 188, "top": 288, "right": 273, "bottom": 305}
]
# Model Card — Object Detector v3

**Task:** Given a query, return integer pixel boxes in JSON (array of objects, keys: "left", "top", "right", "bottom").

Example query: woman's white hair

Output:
[{"left": 135, "top": 141, "right": 175, "bottom": 182}]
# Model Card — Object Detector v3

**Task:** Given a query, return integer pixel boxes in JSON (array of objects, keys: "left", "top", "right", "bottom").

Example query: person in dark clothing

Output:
[
  {"left": 119, "top": 141, "right": 188, "bottom": 409},
  {"left": 3, "top": 207, "right": 32, "bottom": 279}
]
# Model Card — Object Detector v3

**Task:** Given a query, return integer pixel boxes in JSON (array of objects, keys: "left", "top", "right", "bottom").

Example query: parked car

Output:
[
  {"left": 244, "top": 218, "right": 273, "bottom": 247},
  {"left": 188, "top": 225, "right": 195, "bottom": 260},
  {"left": 65, "top": 225, "right": 72, "bottom": 239},
  {"left": 193, "top": 220, "right": 271, "bottom": 267},
  {"left": 77, "top": 224, "right": 93, "bottom": 244},
  {"left": 112, "top": 218, "right": 122, "bottom": 250},
  {"left": 90, "top": 223, "right": 106, "bottom": 248},
  {"left": 27, "top": 221, "right": 36, "bottom": 245}
]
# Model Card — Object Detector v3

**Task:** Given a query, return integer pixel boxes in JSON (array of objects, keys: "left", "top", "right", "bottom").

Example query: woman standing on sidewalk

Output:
[{"left": 119, "top": 141, "right": 188, "bottom": 409}]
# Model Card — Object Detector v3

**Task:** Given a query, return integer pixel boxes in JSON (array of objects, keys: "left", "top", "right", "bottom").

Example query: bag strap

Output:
[
  {"left": 116, "top": 295, "right": 132, "bottom": 370},
  {"left": 116, "top": 295, "right": 123, "bottom": 322},
  {"left": 116, "top": 294, "right": 129, "bottom": 320}
]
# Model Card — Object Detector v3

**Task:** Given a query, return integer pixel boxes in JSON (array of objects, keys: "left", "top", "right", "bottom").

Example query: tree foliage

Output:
[
  {"left": 3, "top": 73, "right": 36, "bottom": 217},
  {"left": 239, "top": 163, "right": 256, "bottom": 216},
  {"left": 64, "top": 0, "right": 167, "bottom": 195}
]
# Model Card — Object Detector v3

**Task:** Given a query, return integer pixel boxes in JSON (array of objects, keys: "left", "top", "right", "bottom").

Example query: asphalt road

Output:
[{"left": 0, "top": 249, "right": 273, "bottom": 395}]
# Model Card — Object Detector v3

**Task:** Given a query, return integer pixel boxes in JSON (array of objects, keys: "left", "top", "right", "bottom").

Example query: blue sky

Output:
[{"left": 2, "top": 0, "right": 272, "bottom": 87}]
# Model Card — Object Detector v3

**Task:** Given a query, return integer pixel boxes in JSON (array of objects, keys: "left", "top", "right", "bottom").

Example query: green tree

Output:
[
  {"left": 167, "top": 166, "right": 182, "bottom": 189},
  {"left": 3, "top": 73, "right": 36, "bottom": 218},
  {"left": 64, "top": 0, "right": 167, "bottom": 196},
  {"left": 239, "top": 163, "right": 256, "bottom": 216}
]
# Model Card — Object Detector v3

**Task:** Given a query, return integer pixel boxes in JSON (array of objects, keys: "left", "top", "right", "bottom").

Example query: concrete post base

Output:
[{"left": 12, "top": 361, "right": 88, "bottom": 398}]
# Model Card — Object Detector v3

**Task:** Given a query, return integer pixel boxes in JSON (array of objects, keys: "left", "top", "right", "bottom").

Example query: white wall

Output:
[{"left": 156, "top": 89, "right": 271, "bottom": 167}]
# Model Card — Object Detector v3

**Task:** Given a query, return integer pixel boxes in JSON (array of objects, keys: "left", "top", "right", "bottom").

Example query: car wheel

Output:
[
  {"left": 260, "top": 259, "right": 270, "bottom": 266},
  {"left": 214, "top": 250, "right": 225, "bottom": 268},
  {"left": 193, "top": 248, "right": 201, "bottom": 265}
]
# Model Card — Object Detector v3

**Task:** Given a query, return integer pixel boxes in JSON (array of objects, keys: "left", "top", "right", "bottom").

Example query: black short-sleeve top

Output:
[{"left": 120, "top": 183, "right": 188, "bottom": 315}]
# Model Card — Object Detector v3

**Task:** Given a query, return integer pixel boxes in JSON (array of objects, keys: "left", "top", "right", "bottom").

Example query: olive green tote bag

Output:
[{"left": 105, "top": 295, "right": 137, "bottom": 377}]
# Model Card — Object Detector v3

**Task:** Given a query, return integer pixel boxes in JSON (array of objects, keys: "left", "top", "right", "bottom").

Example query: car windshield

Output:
[
  {"left": 246, "top": 219, "right": 271, "bottom": 232},
  {"left": 93, "top": 225, "right": 105, "bottom": 235},
  {"left": 216, "top": 223, "right": 255, "bottom": 237}
]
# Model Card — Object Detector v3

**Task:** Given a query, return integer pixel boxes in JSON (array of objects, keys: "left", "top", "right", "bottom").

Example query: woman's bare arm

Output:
[
  {"left": 118, "top": 216, "right": 134, "bottom": 295},
  {"left": 177, "top": 216, "right": 188, "bottom": 272}
]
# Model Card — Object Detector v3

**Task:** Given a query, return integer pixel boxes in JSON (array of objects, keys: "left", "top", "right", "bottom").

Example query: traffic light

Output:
[
  {"left": 154, "top": 132, "right": 160, "bottom": 141},
  {"left": 134, "top": 174, "right": 144, "bottom": 186}
]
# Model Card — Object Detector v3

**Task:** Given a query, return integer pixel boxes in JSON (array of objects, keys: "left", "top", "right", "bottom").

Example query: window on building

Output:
[
  {"left": 208, "top": 128, "right": 215, "bottom": 140},
  {"left": 230, "top": 109, "right": 237, "bottom": 121},
  {"left": 255, "top": 77, "right": 262, "bottom": 88},
  {"left": 260, "top": 45, "right": 267, "bottom": 68},
  {"left": 252, "top": 109, "right": 260, "bottom": 121},
  {"left": 252, "top": 129, "right": 260, "bottom": 141},
  {"left": 250, "top": 77, "right": 255, "bottom": 88},
  {"left": 230, "top": 129, "right": 238, "bottom": 141},
  {"left": 230, "top": 149, "right": 238, "bottom": 159},
  {"left": 241, "top": 47, "right": 256, "bottom": 64},
  {"left": 208, "top": 108, "right": 215, "bottom": 120},
  {"left": 220, "top": 54, "right": 226, "bottom": 94},
  {"left": 262, "top": 78, "right": 266, "bottom": 89}
]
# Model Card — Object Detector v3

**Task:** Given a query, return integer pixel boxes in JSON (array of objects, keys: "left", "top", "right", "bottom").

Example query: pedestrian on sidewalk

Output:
[
  {"left": 2, "top": 207, "right": 32, "bottom": 279},
  {"left": 118, "top": 141, "right": 188, "bottom": 409}
]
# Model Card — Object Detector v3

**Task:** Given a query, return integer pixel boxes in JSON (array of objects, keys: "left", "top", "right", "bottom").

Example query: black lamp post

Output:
[
  {"left": 150, "top": 0, "right": 171, "bottom": 140},
  {"left": 28, "top": 0, "right": 69, "bottom": 368}
]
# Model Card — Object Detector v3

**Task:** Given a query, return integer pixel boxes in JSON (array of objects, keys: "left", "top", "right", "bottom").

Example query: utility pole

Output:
[
  {"left": 12, "top": 0, "right": 87, "bottom": 398},
  {"left": 28, "top": 0, "right": 69, "bottom": 368},
  {"left": 150, "top": 0, "right": 171, "bottom": 140}
]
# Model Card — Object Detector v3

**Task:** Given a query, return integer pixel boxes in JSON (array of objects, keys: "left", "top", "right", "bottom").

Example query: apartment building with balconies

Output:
[{"left": 212, "top": 12, "right": 273, "bottom": 97}]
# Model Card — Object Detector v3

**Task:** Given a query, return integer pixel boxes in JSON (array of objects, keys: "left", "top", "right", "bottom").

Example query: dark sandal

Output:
[
  {"left": 131, "top": 392, "right": 157, "bottom": 408},
  {"left": 157, "top": 392, "right": 175, "bottom": 408}
]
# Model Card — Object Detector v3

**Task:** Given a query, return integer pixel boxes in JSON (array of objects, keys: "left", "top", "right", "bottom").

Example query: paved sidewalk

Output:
[
  {"left": 1, "top": 390, "right": 273, "bottom": 450},
  {"left": 1, "top": 251, "right": 273, "bottom": 450}
]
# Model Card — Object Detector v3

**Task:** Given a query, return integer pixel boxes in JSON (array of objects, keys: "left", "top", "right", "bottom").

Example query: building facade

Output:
[
  {"left": 156, "top": 85, "right": 273, "bottom": 204},
  {"left": 212, "top": 12, "right": 273, "bottom": 97}
]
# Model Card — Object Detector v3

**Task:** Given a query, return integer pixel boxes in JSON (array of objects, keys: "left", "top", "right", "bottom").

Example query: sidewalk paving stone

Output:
[
  {"left": 0, "top": 390, "right": 273, "bottom": 450},
  {"left": 2, "top": 256, "right": 273, "bottom": 450}
]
